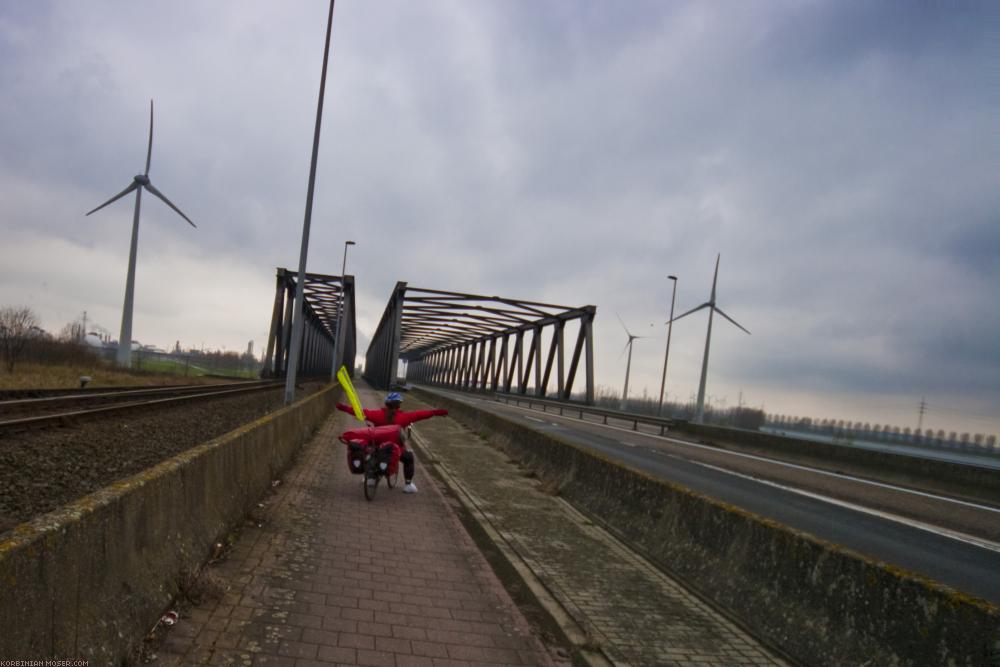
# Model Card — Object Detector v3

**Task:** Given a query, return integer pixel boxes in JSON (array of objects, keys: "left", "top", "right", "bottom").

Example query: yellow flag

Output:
[{"left": 336, "top": 366, "right": 365, "bottom": 421}]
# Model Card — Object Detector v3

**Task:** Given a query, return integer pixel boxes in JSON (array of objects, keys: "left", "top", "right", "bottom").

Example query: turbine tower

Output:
[
  {"left": 616, "top": 313, "right": 648, "bottom": 411},
  {"left": 669, "top": 254, "right": 749, "bottom": 423},
  {"left": 86, "top": 100, "right": 196, "bottom": 367}
]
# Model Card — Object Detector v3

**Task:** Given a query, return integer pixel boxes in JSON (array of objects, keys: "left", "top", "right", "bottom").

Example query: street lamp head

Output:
[
  {"left": 346, "top": 240, "right": 356, "bottom": 246},
  {"left": 668, "top": 275, "right": 677, "bottom": 281}
]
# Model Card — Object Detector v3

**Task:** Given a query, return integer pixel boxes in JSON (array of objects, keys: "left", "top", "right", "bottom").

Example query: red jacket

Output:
[
  {"left": 339, "top": 424, "right": 404, "bottom": 446},
  {"left": 335, "top": 403, "right": 447, "bottom": 427}
]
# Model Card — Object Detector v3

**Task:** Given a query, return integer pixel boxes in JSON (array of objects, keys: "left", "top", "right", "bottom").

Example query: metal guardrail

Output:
[
  {"left": 494, "top": 389, "right": 1000, "bottom": 464},
  {"left": 761, "top": 426, "right": 1000, "bottom": 460},
  {"left": 491, "top": 391, "right": 680, "bottom": 436},
  {"left": 419, "top": 385, "right": 1000, "bottom": 471}
]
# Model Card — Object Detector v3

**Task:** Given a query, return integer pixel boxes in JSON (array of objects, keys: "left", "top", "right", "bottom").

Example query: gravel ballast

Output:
[{"left": 0, "top": 384, "right": 323, "bottom": 534}]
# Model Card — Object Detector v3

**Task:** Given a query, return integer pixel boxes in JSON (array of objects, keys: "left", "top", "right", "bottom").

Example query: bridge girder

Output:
[
  {"left": 364, "top": 283, "right": 596, "bottom": 403},
  {"left": 263, "top": 268, "right": 356, "bottom": 378}
]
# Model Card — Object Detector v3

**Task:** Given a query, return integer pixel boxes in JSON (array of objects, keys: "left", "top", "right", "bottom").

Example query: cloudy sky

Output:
[{"left": 1, "top": 1, "right": 997, "bottom": 435}]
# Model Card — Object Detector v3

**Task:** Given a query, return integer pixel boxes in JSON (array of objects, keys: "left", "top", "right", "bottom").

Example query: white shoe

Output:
[{"left": 403, "top": 482, "right": 418, "bottom": 494}]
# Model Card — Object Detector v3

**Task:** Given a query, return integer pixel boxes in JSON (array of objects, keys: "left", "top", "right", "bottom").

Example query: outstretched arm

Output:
[
  {"left": 396, "top": 408, "right": 448, "bottom": 426},
  {"left": 336, "top": 403, "right": 382, "bottom": 422}
]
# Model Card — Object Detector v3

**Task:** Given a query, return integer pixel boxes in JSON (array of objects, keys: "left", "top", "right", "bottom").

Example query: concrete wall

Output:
[
  {"left": 418, "top": 389, "right": 1000, "bottom": 667},
  {"left": 0, "top": 385, "right": 339, "bottom": 665},
  {"left": 674, "top": 421, "right": 1000, "bottom": 505}
]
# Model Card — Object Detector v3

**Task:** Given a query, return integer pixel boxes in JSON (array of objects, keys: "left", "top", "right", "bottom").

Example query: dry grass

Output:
[{"left": 0, "top": 362, "right": 218, "bottom": 389}]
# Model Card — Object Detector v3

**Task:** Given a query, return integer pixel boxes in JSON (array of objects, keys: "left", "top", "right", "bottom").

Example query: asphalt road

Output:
[{"left": 423, "top": 387, "right": 1000, "bottom": 606}]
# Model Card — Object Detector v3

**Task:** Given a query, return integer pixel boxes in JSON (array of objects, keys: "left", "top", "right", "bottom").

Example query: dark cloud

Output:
[{"left": 0, "top": 0, "right": 996, "bottom": 433}]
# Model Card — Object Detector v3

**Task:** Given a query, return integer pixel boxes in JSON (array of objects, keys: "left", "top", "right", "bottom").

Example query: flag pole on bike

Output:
[
  {"left": 336, "top": 365, "right": 365, "bottom": 421},
  {"left": 334, "top": 372, "right": 448, "bottom": 495}
]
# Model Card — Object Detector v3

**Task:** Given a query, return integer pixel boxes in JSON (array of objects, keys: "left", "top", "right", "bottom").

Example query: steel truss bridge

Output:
[
  {"left": 364, "top": 282, "right": 597, "bottom": 403},
  {"left": 262, "top": 268, "right": 355, "bottom": 378}
]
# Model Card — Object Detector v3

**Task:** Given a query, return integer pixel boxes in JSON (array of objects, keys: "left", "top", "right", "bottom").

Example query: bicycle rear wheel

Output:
[{"left": 363, "top": 461, "right": 379, "bottom": 501}]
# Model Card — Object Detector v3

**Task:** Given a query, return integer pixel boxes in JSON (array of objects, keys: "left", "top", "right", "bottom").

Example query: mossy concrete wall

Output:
[
  {"left": 674, "top": 421, "right": 1000, "bottom": 505},
  {"left": 418, "top": 389, "right": 1000, "bottom": 667},
  {"left": 0, "top": 384, "right": 339, "bottom": 665}
]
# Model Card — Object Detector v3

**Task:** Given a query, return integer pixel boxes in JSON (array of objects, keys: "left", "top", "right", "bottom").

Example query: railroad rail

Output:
[
  {"left": 0, "top": 380, "right": 264, "bottom": 402},
  {"left": 0, "top": 380, "right": 289, "bottom": 434},
  {"left": 0, "top": 380, "right": 276, "bottom": 416}
]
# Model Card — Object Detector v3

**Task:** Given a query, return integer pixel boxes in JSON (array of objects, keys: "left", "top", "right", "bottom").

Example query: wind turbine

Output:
[
  {"left": 616, "top": 313, "right": 649, "bottom": 411},
  {"left": 86, "top": 100, "right": 196, "bottom": 368},
  {"left": 669, "top": 254, "right": 749, "bottom": 423}
]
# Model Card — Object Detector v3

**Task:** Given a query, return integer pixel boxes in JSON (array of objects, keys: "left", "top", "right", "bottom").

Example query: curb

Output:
[{"left": 409, "top": 427, "right": 614, "bottom": 667}]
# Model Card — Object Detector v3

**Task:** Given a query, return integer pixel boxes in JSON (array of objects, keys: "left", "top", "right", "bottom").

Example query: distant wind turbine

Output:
[
  {"left": 669, "top": 254, "right": 750, "bottom": 423},
  {"left": 86, "top": 100, "right": 196, "bottom": 367},
  {"left": 616, "top": 313, "right": 649, "bottom": 410}
]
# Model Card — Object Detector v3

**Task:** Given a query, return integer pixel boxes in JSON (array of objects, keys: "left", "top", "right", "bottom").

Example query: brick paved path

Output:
[
  {"left": 154, "top": 392, "right": 562, "bottom": 666},
  {"left": 411, "top": 396, "right": 790, "bottom": 667}
]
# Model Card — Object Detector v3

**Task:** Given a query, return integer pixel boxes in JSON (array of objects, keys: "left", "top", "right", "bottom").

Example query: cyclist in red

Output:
[{"left": 335, "top": 392, "right": 447, "bottom": 493}]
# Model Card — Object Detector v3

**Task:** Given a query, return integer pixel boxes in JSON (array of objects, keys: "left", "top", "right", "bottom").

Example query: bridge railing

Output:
[
  {"left": 419, "top": 385, "right": 679, "bottom": 436},
  {"left": 495, "top": 391, "right": 679, "bottom": 434},
  {"left": 432, "top": 384, "right": 1000, "bottom": 464}
]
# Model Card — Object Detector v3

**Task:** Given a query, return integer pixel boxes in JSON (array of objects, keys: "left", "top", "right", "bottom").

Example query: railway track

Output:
[
  {"left": 0, "top": 380, "right": 287, "bottom": 433},
  {"left": 0, "top": 384, "right": 209, "bottom": 401}
]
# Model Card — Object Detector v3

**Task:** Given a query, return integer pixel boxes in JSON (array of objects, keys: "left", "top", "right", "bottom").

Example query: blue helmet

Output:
[{"left": 385, "top": 392, "right": 403, "bottom": 404}]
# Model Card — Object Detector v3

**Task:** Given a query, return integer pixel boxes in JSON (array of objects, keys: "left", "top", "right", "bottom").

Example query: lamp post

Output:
[
  {"left": 284, "top": 0, "right": 337, "bottom": 405},
  {"left": 657, "top": 275, "right": 678, "bottom": 416},
  {"left": 341, "top": 240, "right": 355, "bottom": 278},
  {"left": 332, "top": 240, "right": 355, "bottom": 376}
]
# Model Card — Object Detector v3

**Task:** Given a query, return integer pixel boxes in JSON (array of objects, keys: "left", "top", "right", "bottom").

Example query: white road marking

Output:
[
  {"left": 482, "top": 397, "right": 1000, "bottom": 515},
  {"left": 426, "top": 388, "right": 1000, "bottom": 555},
  {"left": 675, "top": 456, "right": 1000, "bottom": 555}
]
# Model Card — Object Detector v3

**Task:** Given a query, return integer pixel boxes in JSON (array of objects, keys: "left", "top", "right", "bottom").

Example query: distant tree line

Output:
[
  {"left": 0, "top": 305, "right": 262, "bottom": 378},
  {"left": 765, "top": 414, "right": 997, "bottom": 451},
  {"left": 0, "top": 306, "right": 101, "bottom": 372},
  {"left": 0, "top": 306, "right": 40, "bottom": 372},
  {"left": 138, "top": 347, "right": 260, "bottom": 375}
]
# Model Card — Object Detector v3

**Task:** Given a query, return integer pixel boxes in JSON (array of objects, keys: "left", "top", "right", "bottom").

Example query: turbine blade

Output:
[
  {"left": 711, "top": 254, "right": 720, "bottom": 303},
  {"left": 615, "top": 312, "right": 633, "bottom": 337},
  {"left": 668, "top": 302, "right": 710, "bottom": 324},
  {"left": 85, "top": 182, "right": 139, "bottom": 216},
  {"left": 714, "top": 306, "right": 751, "bottom": 335},
  {"left": 145, "top": 99, "right": 154, "bottom": 176},
  {"left": 145, "top": 181, "right": 196, "bottom": 227}
]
